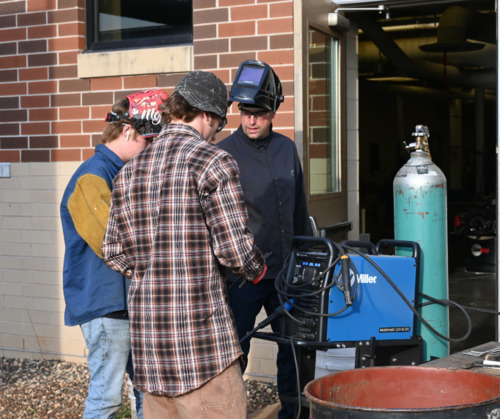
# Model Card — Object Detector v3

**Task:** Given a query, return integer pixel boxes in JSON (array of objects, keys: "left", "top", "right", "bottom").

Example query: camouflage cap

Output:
[{"left": 174, "top": 71, "right": 228, "bottom": 120}]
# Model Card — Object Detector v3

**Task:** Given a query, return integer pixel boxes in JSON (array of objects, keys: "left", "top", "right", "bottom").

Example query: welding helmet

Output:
[
  {"left": 228, "top": 60, "right": 284, "bottom": 112},
  {"left": 104, "top": 89, "right": 168, "bottom": 138}
]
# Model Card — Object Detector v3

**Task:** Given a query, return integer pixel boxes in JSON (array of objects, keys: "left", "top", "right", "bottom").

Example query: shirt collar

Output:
[
  {"left": 95, "top": 144, "right": 124, "bottom": 169},
  {"left": 235, "top": 124, "right": 273, "bottom": 150},
  {"left": 159, "top": 123, "right": 205, "bottom": 142}
]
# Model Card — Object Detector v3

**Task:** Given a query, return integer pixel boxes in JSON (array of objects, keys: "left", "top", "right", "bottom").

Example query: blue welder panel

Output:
[{"left": 327, "top": 255, "right": 417, "bottom": 342}]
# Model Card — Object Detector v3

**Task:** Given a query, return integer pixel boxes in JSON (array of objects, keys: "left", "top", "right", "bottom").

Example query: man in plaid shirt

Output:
[{"left": 102, "top": 71, "right": 267, "bottom": 419}]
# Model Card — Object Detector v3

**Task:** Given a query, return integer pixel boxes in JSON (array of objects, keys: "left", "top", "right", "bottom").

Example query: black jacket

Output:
[{"left": 218, "top": 125, "right": 313, "bottom": 280}]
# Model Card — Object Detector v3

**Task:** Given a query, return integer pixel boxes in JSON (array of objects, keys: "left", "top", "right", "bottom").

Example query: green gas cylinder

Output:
[{"left": 393, "top": 125, "right": 449, "bottom": 361}]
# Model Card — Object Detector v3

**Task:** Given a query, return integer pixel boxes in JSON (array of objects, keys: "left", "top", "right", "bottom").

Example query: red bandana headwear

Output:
[{"left": 105, "top": 89, "right": 168, "bottom": 138}]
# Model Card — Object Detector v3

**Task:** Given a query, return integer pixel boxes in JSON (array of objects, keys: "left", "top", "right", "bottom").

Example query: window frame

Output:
[
  {"left": 297, "top": 13, "right": 348, "bottom": 237},
  {"left": 307, "top": 27, "right": 341, "bottom": 196},
  {"left": 305, "top": 20, "right": 346, "bottom": 203},
  {"left": 85, "top": 0, "right": 193, "bottom": 52}
]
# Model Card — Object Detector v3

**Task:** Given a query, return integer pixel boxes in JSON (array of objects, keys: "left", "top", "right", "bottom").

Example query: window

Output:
[
  {"left": 308, "top": 28, "right": 340, "bottom": 195},
  {"left": 86, "top": 0, "right": 193, "bottom": 51}
]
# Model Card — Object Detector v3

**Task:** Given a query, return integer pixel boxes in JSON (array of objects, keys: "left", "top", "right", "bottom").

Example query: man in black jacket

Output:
[{"left": 218, "top": 60, "right": 313, "bottom": 419}]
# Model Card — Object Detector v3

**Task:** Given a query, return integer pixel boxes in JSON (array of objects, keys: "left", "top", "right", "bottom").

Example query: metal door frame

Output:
[{"left": 295, "top": 0, "right": 348, "bottom": 233}]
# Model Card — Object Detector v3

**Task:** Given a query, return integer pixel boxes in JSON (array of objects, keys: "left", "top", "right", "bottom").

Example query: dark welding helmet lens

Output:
[{"left": 228, "top": 60, "right": 284, "bottom": 112}]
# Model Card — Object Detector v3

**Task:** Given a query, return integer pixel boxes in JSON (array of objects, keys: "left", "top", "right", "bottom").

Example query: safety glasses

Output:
[
  {"left": 216, "top": 117, "right": 227, "bottom": 133},
  {"left": 240, "top": 109, "right": 270, "bottom": 120}
]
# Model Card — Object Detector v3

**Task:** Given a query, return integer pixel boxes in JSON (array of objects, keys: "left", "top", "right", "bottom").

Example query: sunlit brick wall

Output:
[
  {"left": 193, "top": 0, "right": 294, "bottom": 143},
  {"left": 0, "top": 0, "right": 89, "bottom": 163}
]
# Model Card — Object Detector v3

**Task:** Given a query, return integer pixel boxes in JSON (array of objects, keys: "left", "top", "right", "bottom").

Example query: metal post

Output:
[
  {"left": 496, "top": 0, "right": 499, "bottom": 341},
  {"left": 449, "top": 99, "right": 462, "bottom": 189},
  {"left": 475, "top": 87, "right": 485, "bottom": 194}
]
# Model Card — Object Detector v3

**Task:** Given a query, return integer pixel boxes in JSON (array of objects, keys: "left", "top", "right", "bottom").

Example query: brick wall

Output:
[
  {"left": 193, "top": 0, "right": 294, "bottom": 142},
  {"left": 0, "top": 0, "right": 295, "bottom": 380},
  {"left": 0, "top": 0, "right": 88, "bottom": 163},
  {"left": 0, "top": 0, "right": 294, "bottom": 161}
]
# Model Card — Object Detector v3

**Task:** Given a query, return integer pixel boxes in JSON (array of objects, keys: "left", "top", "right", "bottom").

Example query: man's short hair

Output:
[
  {"left": 159, "top": 92, "right": 220, "bottom": 126},
  {"left": 159, "top": 92, "right": 203, "bottom": 125},
  {"left": 101, "top": 98, "right": 136, "bottom": 144}
]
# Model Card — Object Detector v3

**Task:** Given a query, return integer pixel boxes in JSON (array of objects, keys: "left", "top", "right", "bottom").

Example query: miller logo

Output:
[
  {"left": 357, "top": 274, "right": 377, "bottom": 284},
  {"left": 338, "top": 269, "right": 377, "bottom": 289}
]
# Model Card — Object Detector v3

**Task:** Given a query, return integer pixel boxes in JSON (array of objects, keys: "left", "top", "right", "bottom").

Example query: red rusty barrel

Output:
[{"left": 304, "top": 366, "right": 500, "bottom": 418}]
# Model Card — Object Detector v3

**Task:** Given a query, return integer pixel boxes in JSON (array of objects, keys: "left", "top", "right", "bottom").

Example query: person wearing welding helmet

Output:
[
  {"left": 61, "top": 90, "right": 166, "bottom": 419},
  {"left": 102, "top": 71, "right": 266, "bottom": 419},
  {"left": 218, "top": 60, "right": 313, "bottom": 419}
]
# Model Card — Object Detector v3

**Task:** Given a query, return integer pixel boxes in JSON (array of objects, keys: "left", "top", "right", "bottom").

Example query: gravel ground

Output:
[{"left": 0, "top": 357, "right": 279, "bottom": 418}]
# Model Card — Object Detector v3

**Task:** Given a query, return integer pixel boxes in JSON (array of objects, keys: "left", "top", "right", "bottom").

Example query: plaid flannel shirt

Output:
[{"left": 102, "top": 124, "right": 264, "bottom": 396}]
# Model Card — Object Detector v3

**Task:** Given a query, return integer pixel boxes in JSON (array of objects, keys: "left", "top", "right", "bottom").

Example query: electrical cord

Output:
[
  {"left": 419, "top": 293, "right": 500, "bottom": 315},
  {"left": 236, "top": 301, "right": 302, "bottom": 419},
  {"left": 239, "top": 300, "right": 294, "bottom": 345},
  {"left": 277, "top": 274, "right": 307, "bottom": 326},
  {"left": 290, "top": 335, "right": 301, "bottom": 419},
  {"left": 284, "top": 258, "right": 338, "bottom": 289},
  {"left": 274, "top": 250, "right": 358, "bottom": 318}
]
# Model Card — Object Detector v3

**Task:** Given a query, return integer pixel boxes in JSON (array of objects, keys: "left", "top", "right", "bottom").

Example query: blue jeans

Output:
[
  {"left": 80, "top": 317, "right": 143, "bottom": 419},
  {"left": 227, "top": 279, "right": 297, "bottom": 419}
]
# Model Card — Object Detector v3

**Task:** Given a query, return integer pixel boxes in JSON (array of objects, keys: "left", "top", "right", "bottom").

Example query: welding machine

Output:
[{"left": 279, "top": 237, "right": 420, "bottom": 344}]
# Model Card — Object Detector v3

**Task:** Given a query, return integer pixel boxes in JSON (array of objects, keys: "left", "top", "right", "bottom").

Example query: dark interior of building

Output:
[{"left": 350, "top": 0, "right": 497, "bottom": 352}]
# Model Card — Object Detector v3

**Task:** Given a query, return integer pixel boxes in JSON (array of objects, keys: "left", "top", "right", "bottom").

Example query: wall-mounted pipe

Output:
[
  {"left": 359, "top": 22, "right": 438, "bottom": 34},
  {"left": 354, "top": 13, "right": 496, "bottom": 89}
]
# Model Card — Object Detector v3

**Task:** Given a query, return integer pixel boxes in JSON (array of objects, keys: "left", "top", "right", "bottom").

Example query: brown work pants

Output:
[{"left": 144, "top": 360, "right": 248, "bottom": 419}]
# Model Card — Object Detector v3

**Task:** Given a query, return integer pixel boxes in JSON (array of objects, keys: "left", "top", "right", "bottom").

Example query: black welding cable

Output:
[
  {"left": 274, "top": 264, "right": 309, "bottom": 327},
  {"left": 290, "top": 335, "right": 301, "bottom": 419},
  {"left": 277, "top": 290, "right": 305, "bottom": 325},
  {"left": 276, "top": 271, "right": 338, "bottom": 297},
  {"left": 281, "top": 261, "right": 359, "bottom": 318},
  {"left": 276, "top": 280, "right": 351, "bottom": 317},
  {"left": 275, "top": 254, "right": 341, "bottom": 298},
  {"left": 276, "top": 270, "right": 305, "bottom": 326},
  {"left": 275, "top": 271, "right": 340, "bottom": 313},
  {"left": 239, "top": 300, "right": 295, "bottom": 345},
  {"left": 305, "top": 255, "right": 359, "bottom": 317},
  {"left": 285, "top": 256, "right": 339, "bottom": 290},
  {"left": 273, "top": 241, "right": 357, "bottom": 322},
  {"left": 342, "top": 245, "right": 472, "bottom": 343},
  {"left": 419, "top": 294, "right": 500, "bottom": 316},
  {"left": 275, "top": 251, "right": 358, "bottom": 318},
  {"left": 285, "top": 241, "right": 341, "bottom": 290}
]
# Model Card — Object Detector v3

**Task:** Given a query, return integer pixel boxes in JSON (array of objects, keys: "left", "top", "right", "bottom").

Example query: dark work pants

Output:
[{"left": 227, "top": 279, "right": 297, "bottom": 419}]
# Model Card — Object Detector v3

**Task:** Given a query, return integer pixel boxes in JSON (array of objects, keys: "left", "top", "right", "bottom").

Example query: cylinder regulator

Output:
[{"left": 394, "top": 125, "right": 449, "bottom": 361}]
